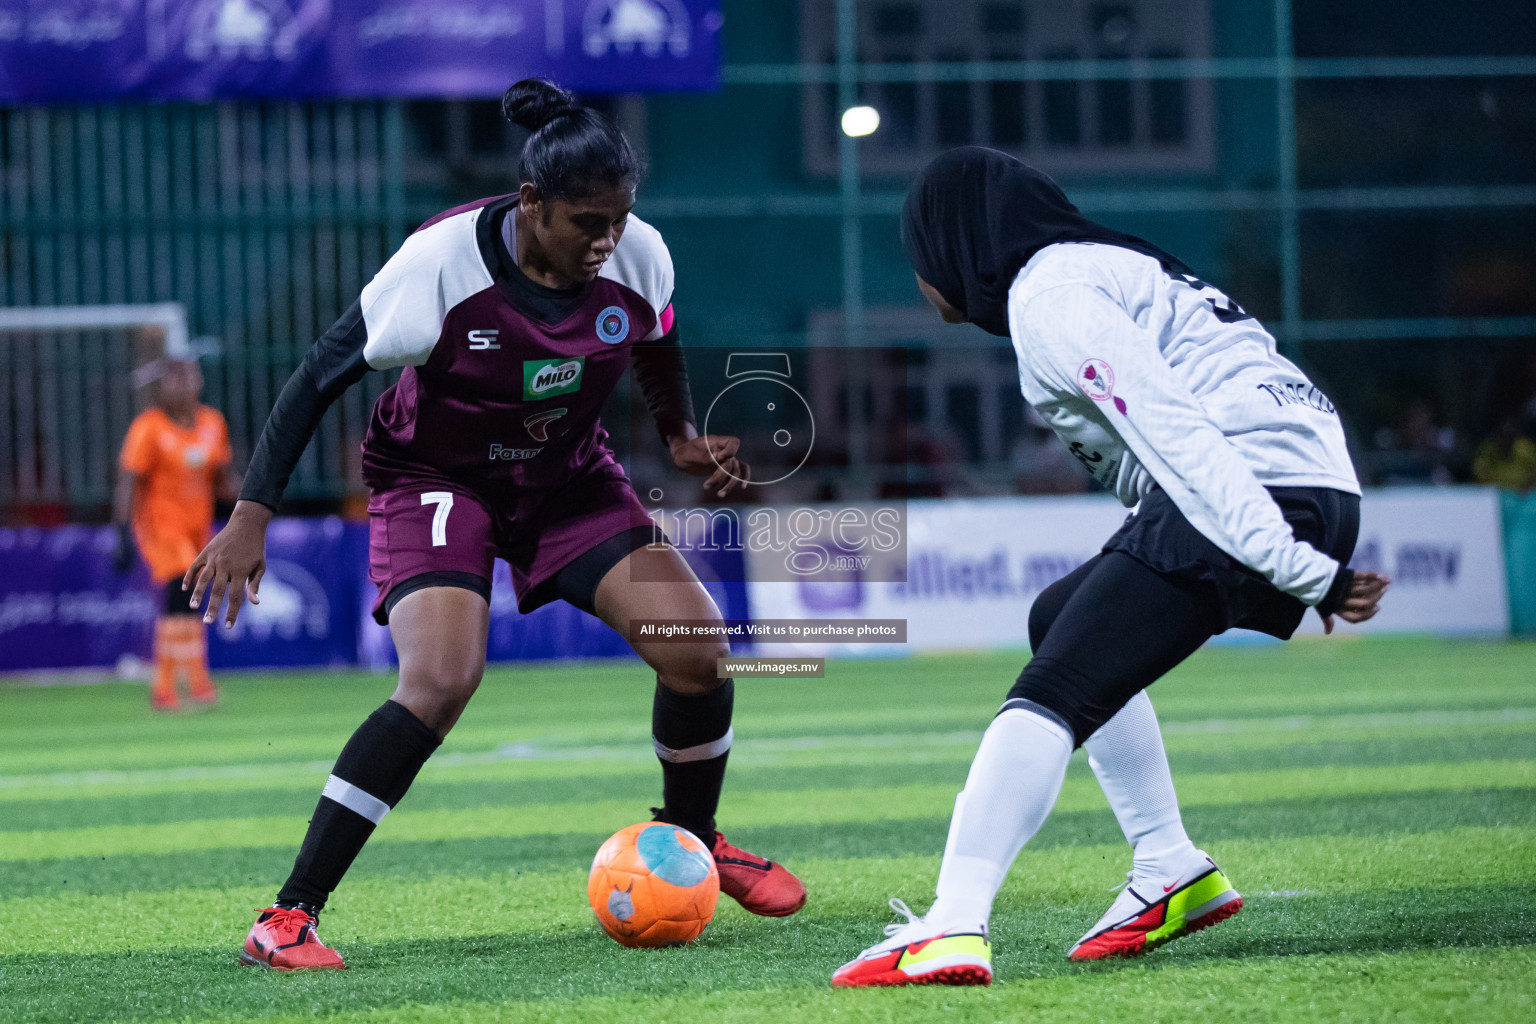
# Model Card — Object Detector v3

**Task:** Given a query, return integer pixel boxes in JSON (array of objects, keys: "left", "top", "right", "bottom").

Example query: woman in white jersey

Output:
[{"left": 833, "top": 147, "right": 1389, "bottom": 987}]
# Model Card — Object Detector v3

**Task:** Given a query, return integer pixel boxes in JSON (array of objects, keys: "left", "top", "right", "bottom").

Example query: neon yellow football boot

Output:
[
  {"left": 832, "top": 898, "right": 992, "bottom": 987},
  {"left": 1069, "top": 852, "right": 1242, "bottom": 960}
]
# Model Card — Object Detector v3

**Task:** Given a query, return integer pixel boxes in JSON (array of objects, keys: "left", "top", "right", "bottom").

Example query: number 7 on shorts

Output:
[{"left": 421, "top": 491, "right": 454, "bottom": 547}]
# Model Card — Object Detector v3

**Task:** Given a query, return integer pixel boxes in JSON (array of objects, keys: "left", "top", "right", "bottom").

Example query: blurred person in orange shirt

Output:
[{"left": 114, "top": 358, "right": 240, "bottom": 710}]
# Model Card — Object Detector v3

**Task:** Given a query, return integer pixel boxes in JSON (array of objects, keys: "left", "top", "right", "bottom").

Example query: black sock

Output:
[
  {"left": 650, "top": 678, "right": 734, "bottom": 850},
  {"left": 275, "top": 700, "right": 440, "bottom": 910}
]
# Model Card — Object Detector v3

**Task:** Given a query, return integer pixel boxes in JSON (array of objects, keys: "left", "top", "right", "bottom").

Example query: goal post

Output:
[
  {"left": 0, "top": 303, "right": 190, "bottom": 358},
  {"left": 0, "top": 303, "right": 195, "bottom": 516}
]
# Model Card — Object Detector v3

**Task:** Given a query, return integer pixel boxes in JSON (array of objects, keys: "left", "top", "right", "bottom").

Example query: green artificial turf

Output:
[{"left": 1, "top": 636, "right": 1533, "bottom": 1022}]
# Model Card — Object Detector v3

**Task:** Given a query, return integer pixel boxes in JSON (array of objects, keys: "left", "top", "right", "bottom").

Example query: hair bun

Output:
[{"left": 503, "top": 78, "right": 580, "bottom": 132}]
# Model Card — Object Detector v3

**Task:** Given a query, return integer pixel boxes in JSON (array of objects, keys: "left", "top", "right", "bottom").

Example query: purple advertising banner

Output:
[
  {"left": 0, "top": 516, "right": 751, "bottom": 673},
  {"left": 0, "top": 519, "right": 364, "bottom": 673},
  {"left": 0, "top": 0, "right": 721, "bottom": 102},
  {"left": 206, "top": 515, "right": 366, "bottom": 669},
  {"left": 0, "top": 524, "right": 159, "bottom": 672}
]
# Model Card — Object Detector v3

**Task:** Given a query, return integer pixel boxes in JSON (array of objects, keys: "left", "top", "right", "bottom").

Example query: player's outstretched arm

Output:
[
  {"left": 110, "top": 469, "right": 142, "bottom": 575},
  {"left": 191, "top": 300, "right": 375, "bottom": 626},
  {"left": 1321, "top": 570, "right": 1391, "bottom": 634},
  {"left": 185, "top": 500, "right": 271, "bottom": 627}
]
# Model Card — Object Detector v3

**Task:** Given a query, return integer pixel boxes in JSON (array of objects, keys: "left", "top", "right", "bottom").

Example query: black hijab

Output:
[{"left": 901, "top": 146, "right": 1191, "bottom": 337}]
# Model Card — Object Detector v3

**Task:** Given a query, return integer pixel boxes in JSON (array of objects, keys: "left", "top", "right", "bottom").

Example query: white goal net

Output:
[{"left": 0, "top": 303, "right": 197, "bottom": 514}]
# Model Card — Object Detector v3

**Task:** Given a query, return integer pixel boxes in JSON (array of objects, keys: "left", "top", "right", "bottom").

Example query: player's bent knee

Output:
[
  {"left": 397, "top": 656, "right": 483, "bottom": 708},
  {"left": 1006, "top": 656, "right": 1130, "bottom": 749},
  {"left": 655, "top": 643, "right": 729, "bottom": 695}
]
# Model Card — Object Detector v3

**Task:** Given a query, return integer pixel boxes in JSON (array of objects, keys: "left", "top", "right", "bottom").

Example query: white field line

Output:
[
  {"left": 1159, "top": 706, "right": 1536, "bottom": 735},
  {"left": 1, "top": 706, "right": 1533, "bottom": 794}
]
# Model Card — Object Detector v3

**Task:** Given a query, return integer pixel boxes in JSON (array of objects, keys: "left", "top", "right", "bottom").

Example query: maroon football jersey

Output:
[{"left": 357, "top": 195, "right": 674, "bottom": 495}]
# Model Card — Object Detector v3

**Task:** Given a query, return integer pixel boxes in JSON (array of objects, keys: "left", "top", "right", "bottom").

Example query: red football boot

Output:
[
  {"left": 711, "top": 832, "right": 807, "bottom": 917},
  {"left": 239, "top": 907, "right": 346, "bottom": 971}
]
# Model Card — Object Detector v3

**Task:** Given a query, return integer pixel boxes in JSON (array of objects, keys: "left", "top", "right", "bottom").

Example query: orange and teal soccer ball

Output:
[{"left": 588, "top": 822, "right": 720, "bottom": 947}]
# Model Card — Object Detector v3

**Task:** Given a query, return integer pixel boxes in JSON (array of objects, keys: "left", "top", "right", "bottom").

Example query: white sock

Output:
[
  {"left": 1085, "top": 690, "right": 1198, "bottom": 878},
  {"left": 927, "top": 708, "right": 1074, "bottom": 929}
]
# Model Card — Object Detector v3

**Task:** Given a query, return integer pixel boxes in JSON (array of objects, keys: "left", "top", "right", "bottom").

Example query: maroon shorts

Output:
[{"left": 366, "top": 458, "right": 658, "bottom": 624}]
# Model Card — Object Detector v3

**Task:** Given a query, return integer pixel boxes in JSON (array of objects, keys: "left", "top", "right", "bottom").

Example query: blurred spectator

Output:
[
  {"left": 1471, "top": 416, "right": 1536, "bottom": 491},
  {"left": 1373, "top": 398, "right": 1458, "bottom": 485},
  {"left": 114, "top": 356, "right": 239, "bottom": 711},
  {"left": 1011, "top": 407, "right": 1092, "bottom": 495}
]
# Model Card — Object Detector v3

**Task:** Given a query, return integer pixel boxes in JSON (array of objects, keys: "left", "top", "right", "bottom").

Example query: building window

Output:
[{"left": 800, "top": 0, "right": 1214, "bottom": 177}]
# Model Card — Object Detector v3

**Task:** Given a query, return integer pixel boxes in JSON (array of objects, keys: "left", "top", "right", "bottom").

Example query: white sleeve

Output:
[
  {"left": 601, "top": 214, "right": 675, "bottom": 340},
  {"left": 360, "top": 210, "right": 494, "bottom": 369},
  {"left": 1014, "top": 283, "right": 1341, "bottom": 605}
]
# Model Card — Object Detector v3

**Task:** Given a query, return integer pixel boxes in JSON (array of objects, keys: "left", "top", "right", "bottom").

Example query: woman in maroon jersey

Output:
[{"left": 187, "top": 79, "right": 806, "bottom": 971}]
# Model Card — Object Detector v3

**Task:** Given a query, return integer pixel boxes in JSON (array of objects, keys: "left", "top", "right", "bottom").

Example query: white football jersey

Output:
[{"left": 1008, "top": 242, "right": 1360, "bottom": 606}]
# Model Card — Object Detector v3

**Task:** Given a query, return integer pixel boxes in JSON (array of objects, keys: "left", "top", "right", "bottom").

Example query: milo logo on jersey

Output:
[{"left": 523, "top": 357, "right": 585, "bottom": 400}]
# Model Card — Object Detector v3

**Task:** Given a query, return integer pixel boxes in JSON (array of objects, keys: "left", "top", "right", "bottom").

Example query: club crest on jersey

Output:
[
  {"left": 523, "top": 357, "right": 585, "bottom": 400},
  {"left": 596, "top": 305, "right": 630, "bottom": 344},
  {"left": 1078, "top": 358, "right": 1128, "bottom": 414}
]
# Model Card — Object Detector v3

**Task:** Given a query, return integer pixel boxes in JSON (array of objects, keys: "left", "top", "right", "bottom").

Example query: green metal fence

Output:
[{"left": 0, "top": 102, "right": 407, "bottom": 509}]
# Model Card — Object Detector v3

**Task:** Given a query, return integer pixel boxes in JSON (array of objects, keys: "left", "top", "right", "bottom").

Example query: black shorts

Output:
[
  {"left": 162, "top": 577, "right": 197, "bottom": 617},
  {"left": 1101, "top": 485, "right": 1361, "bottom": 639}
]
